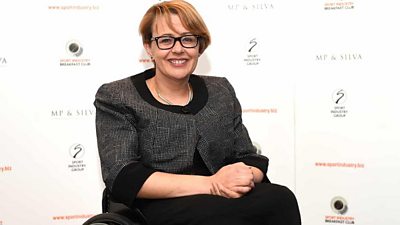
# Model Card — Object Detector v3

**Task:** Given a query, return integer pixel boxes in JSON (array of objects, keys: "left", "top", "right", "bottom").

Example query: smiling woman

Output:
[
  {"left": 139, "top": 1, "right": 211, "bottom": 54},
  {"left": 93, "top": 1, "right": 301, "bottom": 225},
  {"left": 143, "top": 13, "right": 201, "bottom": 106},
  {"left": 137, "top": 1, "right": 211, "bottom": 106}
]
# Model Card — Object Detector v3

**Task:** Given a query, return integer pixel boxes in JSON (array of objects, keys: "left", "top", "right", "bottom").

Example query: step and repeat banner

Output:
[{"left": 1, "top": 0, "right": 399, "bottom": 224}]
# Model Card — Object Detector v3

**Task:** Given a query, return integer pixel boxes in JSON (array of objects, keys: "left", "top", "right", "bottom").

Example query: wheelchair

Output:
[{"left": 82, "top": 188, "right": 148, "bottom": 225}]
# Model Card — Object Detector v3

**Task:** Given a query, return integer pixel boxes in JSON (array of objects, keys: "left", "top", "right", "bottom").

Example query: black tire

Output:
[{"left": 82, "top": 213, "right": 142, "bottom": 225}]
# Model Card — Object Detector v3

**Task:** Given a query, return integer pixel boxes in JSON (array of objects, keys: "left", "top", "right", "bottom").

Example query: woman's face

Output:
[{"left": 145, "top": 14, "right": 200, "bottom": 82}]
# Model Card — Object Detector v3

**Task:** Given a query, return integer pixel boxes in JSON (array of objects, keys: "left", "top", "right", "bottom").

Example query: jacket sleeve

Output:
[
  {"left": 223, "top": 78, "right": 271, "bottom": 183},
  {"left": 94, "top": 83, "right": 156, "bottom": 207}
]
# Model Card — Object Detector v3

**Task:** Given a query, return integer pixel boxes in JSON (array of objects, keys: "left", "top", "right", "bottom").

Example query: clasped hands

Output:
[{"left": 209, "top": 162, "right": 256, "bottom": 198}]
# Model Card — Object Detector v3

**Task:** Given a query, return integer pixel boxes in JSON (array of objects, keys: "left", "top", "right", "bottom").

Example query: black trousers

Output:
[{"left": 136, "top": 183, "right": 301, "bottom": 225}]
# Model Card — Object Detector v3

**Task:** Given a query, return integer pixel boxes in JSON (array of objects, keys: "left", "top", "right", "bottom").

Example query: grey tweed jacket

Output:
[{"left": 94, "top": 69, "right": 269, "bottom": 206}]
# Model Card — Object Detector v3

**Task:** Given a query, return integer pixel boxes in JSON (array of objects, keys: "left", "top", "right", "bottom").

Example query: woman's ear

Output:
[{"left": 144, "top": 43, "right": 152, "bottom": 58}]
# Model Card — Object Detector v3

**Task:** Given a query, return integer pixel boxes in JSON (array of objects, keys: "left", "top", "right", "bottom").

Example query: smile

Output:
[{"left": 169, "top": 59, "right": 187, "bottom": 65}]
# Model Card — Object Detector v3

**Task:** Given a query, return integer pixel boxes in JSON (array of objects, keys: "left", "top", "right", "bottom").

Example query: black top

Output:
[{"left": 132, "top": 68, "right": 208, "bottom": 115}]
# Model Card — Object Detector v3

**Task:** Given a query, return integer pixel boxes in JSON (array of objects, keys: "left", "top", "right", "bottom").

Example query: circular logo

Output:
[
  {"left": 332, "top": 89, "right": 347, "bottom": 105},
  {"left": 331, "top": 196, "right": 348, "bottom": 215},
  {"left": 69, "top": 143, "right": 85, "bottom": 159},
  {"left": 66, "top": 40, "right": 83, "bottom": 57}
]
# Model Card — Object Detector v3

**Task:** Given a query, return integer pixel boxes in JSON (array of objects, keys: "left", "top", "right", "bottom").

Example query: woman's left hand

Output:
[{"left": 209, "top": 162, "right": 256, "bottom": 198}]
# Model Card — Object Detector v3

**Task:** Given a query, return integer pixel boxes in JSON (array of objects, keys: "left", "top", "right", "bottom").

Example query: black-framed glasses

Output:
[{"left": 151, "top": 35, "right": 200, "bottom": 50}]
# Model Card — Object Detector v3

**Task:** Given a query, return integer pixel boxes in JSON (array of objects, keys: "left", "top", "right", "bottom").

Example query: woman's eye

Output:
[
  {"left": 182, "top": 37, "right": 195, "bottom": 43},
  {"left": 159, "top": 38, "right": 173, "bottom": 44}
]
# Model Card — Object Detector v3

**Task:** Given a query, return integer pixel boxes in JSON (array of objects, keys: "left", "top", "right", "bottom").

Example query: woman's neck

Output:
[{"left": 147, "top": 75, "right": 192, "bottom": 106}]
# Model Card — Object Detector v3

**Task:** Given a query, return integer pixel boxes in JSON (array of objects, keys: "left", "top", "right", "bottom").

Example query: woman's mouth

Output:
[{"left": 169, "top": 59, "right": 187, "bottom": 65}]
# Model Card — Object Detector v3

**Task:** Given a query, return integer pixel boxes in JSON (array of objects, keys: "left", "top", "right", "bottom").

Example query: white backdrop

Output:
[{"left": 1, "top": 0, "right": 400, "bottom": 224}]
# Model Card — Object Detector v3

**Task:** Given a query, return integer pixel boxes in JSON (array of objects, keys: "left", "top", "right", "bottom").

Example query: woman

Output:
[{"left": 94, "top": 1, "right": 301, "bottom": 224}]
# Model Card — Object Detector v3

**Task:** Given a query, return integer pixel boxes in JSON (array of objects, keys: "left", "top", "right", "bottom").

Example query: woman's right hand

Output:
[{"left": 209, "top": 162, "right": 255, "bottom": 198}]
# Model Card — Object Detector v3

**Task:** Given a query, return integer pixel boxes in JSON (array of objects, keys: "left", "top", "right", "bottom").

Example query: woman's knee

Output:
[
  {"left": 254, "top": 183, "right": 299, "bottom": 209},
  {"left": 274, "top": 184, "right": 297, "bottom": 202}
]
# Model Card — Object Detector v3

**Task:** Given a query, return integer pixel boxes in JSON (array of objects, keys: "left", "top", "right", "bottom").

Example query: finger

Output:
[
  {"left": 250, "top": 180, "right": 255, "bottom": 188},
  {"left": 231, "top": 185, "right": 253, "bottom": 194},
  {"left": 220, "top": 185, "right": 242, "bottom": 198},
  {"left": 233, "top": 162, "right": 246, "bottom": 167}
]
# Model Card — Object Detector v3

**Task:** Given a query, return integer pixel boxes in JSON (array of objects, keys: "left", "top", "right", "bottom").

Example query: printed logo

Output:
[
  {"left": 51, "top": 108, "right": 95, "bottom": 119},
  {"left": 228, "top": 2, "right": 274, "bottom": 11},
  {"left": 52, "top": 214, "right": 95, "bottom": 221},
  {"left": 60, "top": 40, "right": 91, "bottom": 66},
  {"left": 315, "top": 161, "right": 365, "bottom": 169},
  {"left": 66, "top": 40, "right": 83, "bottom": 57},
  {"left": 324, "top": 0, "right": 355, "bottom": 10},
  {"left": 331, "top": 196, "right": 348, "bottom": 215},
  {"left": 330, "top": 89, "right": 348, "bottom": 118},
  {"left": 0, "top": 165, "right": 12, "bottom": 173},
  {"left": 325, "top": 196, "right": 355, "bottom": 224},
  {"left": 243, "top": 108, "right": 278, "bottom": 114},
  {"left": 0, "top": 57, "right": 7, "bottom": 67},
  {"left": 316, "top": 53, "right": 362, "bottom": 62},
  {"left": 68, "top": 143, "right": 86, "bottom": 172},
  {"left": 244, "top": 38, "right": 261, "bottom": 66},
  {"left": 249, "top": 38, "right": 258, "bottom": 52},
  {"left": 332, "top": 89, "right": 347, "bottom": 105},
  {"left": 139, "top": 58, "right": 153, "bottom": 64},
  {"left": 69, "top": 143, "right": 85, "bottom": 159},
  {"left": 48, "top": 5, "right": 100, "bottom": 11}
]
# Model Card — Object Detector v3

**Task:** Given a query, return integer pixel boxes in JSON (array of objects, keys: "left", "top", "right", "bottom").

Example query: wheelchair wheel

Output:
[{"left": 82, "top": 212, "right": 142, "bottom": 225}]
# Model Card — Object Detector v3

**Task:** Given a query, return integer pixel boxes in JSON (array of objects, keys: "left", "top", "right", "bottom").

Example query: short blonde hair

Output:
[{"left": 139, "top": 0, "right": 211, "bottom": 54}]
